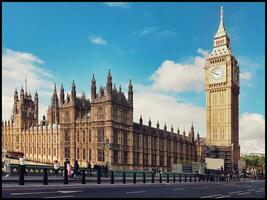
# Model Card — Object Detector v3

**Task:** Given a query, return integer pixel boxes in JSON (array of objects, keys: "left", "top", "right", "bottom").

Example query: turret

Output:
[
  {"left": 99, "top": 85, "right": 104, "bottom": 97},
  {"left": 34, "top": 90, "right": 39, "bottom": 125},
  {"left": 171, "top": 125, "right": 174, "bottom": 133},
  {"left": 106, "top": 69, "right": 112, "bottom": 98},
  {"left": 71, "top": 80, "right": 76, "bottom": 103},
  {"left": 14, "top": 88, "right": 18, "bottom": 102},
  {"left": 157, "top": 120, "right": 159, "bottom": 129},
  {"left": 91, "top": 74, "right": 96, "bottom": 100},
  {"left": 51, "top": 83, "right": 59, "bottom": 107},
  {"left": 164, "top": 123, "right": 167, "bottom": 131},
  {"left": 128, "top": 79, "right": 133, "bottom": 106},
  {"left": 191, "top": 122, "right": 195, "bottom": 141},
  {"left": 60, "top": 83, "right": 64, "bottom": 104},
  {"left": 20, "top": 86, "right": 24, "bottom": 100}
]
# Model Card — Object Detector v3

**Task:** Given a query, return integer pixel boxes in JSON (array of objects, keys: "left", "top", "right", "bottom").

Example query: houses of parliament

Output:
[{"left": 2, "top": 7, "right": 240, "bottom": 172}]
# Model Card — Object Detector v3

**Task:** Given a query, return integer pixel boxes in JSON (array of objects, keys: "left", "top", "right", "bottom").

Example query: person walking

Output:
[
  {"left": 74, "top": 160, "right": 79, "bottom": 179},
  {"left": 63, "top": 159, "right": 69, "bottom": 177},
  {"left": 104, "top": 164, "right": 108, "bottom": 177},
  {"left": 19, "top": 154, "right": 26, "bottom": 176},
  {"left": 54, "top": 160, "right": 60, "bottom": 176},
  {"left": 67, "top": 160, "right": 72, "bottom": 177},
  {"left": 87, "top": 162, "right": 92, "bottom": 175},
  {"left": 4, "top": 154, "right": 11, "bottom": 177}
]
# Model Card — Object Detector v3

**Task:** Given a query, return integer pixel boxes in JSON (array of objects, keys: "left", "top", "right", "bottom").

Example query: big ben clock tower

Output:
[{"left": 205, "top": 7, "right": 240, "bottom": 171}]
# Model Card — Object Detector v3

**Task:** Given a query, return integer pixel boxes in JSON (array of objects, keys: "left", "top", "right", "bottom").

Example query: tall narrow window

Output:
[
  {"left": 64, "top": 129, "right": 70, "bottom": 141},
  {"left": 97, "top": 149, "right": 104, "bottom": 161},
  {"left": 98, "top": 128, "right": 104, "bottom": 143},
  {"left": 77, "top": 131, "right": 80, "bottom": 142},
  {"left": 83, "top": 131, "right": 86, "bottom": 143},
  {"left": 88, "top": 149, "right": 91, "bottom": 161},
  {"left": 83, "top": 148, "right": 86, "bottom": 160},
  {"left": 89, "top": 131, "right": 91, "bottom": 142}
]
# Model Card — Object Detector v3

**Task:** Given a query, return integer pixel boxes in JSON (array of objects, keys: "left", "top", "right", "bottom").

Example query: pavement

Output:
[{"left": 2, "top": 177, "right": 265, "bottom": 198}]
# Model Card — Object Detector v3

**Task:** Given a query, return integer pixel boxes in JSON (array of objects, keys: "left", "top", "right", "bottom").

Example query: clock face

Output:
[{"left": 210, "top": 66, "right": 225, "bottom": 83}]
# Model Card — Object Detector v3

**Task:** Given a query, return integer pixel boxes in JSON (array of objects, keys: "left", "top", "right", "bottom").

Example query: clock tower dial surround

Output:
[{"left": 205, "top": 6, "right": 240, "bottom": 170}]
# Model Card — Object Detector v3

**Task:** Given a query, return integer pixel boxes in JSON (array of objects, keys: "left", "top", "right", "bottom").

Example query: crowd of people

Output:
[{"left": 54, "top": 159, "right": 109, "bottom": 179}]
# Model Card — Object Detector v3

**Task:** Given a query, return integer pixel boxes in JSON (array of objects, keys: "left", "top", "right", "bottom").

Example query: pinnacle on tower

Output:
[
  {"left": 139, "top": 115, "right": 143, "bottom": 125},
  {"left": 148, "top": 117, "right": 151, "bottom": 127},
  {"left": 53, "top": 82, "right": 57, "bottom": 94},
  {"left": 214, "top": 6, "right": 227, "bottom": 38},
  {"left": 157, "top": 120, "right": 159, "bottom": 129}
]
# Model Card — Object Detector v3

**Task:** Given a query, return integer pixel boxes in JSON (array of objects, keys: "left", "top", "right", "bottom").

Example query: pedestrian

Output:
[
  {"left": 104, "top": 164, "right": 108, "bottom": 177},
  {"left": 67, "top": 161, "right": 72, "bottom": 177},
  {"left": 19, "top": 154, "right": 26, "bottom": 176},
  {"left": 74, "top": 160, "right": 79, "bottom": 179},
  {"left": 242, "top": 168, "right": 246, "bottom": 182},
  {"left": 54, "top": 160, "right": 60, "bottom": 176},
  {"left": 63, "top": 159, "right": 68, "bottom": 176},
  {"left": 87, "top": 162, "right": 92, "bottom": 175},
  {"left": 4, "top": 154, "right": 11, "bottom": 177}
]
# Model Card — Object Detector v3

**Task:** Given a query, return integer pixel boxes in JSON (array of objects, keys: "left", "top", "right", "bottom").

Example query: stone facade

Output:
[
  {"left": 2, "top": 70, "right": 205, "bottom": 171},
  {"left": 205, "top": 7, "right": 240, "bottom": 171}
]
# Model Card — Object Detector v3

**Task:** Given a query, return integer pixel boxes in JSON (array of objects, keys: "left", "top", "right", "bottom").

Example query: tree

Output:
[{"left": 241, "top": 153, "right": 265, "bottom": 170}]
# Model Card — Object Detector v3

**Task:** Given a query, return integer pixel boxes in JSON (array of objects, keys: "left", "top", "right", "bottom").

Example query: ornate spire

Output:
[
  {"left": 91, "top": 74, "right": 96, "bottom": 100},
  {"left": 214, "top": 6, "right": 227, "bottom": 38},
  {"left": 91, "top": 73, "right": 96, "bottom": 84},
  {"left": 157, "top": 120, "right": 159, "bottom": 129},
  {"left": 60, "top": 83, "right": 64, "bottom": 104},
  {"left": 14, "top": 88, "right": 18, "bottom": 100},
  {"left": 164, "top": 123, "right": 167, "bottom": 131},
  {"left": 71, "top": 80, "right": 76, "bottom": 101},
  {"left": 139, "top": 115, "right": 143, "bottom": 125},
  {"left": 148, "top": 117, "right": 151, "bottom": 127},
  {"left": 53, "top": 83, "right": 57, "bottom": 94},
  {"left": 128, "top": 79, "right": 133, "bottom": 105},
  {"left": 34, "top": 90, "right": 38, "bottom": 101}
]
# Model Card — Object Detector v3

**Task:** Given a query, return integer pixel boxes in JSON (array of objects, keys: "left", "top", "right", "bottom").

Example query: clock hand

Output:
[{"left": 212, "top": 71, "right": 219, "bottom": 76}]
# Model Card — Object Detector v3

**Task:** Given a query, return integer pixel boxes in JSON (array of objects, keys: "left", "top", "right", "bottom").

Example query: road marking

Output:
[
  {"left": 11, "top": 191, "right": 81, "bottom": 196},
  {"left": 200, "top": 194, "right": 223, "bottom": 198},
  {"left": 216, "top": 186, "right": 224, "bottom": 187},
  {"left": 42, "top": 195, "right": 74, "bottom": 199},
  {"left": 228, "top": 190, "right": 242, "bottom": 194},
  {"left": 126, "top": 191, "right": 146, "bottom": 194},
  {"left": 173, "top": 188, "right": 185, "bottom": 191},
  {"left": 215, "top": 195, "right": 231, "bottom": 198},
  {"left": 11, "top": 192, "right": 58, "bottom": 196},
  {"left": 247, "top": 189, "right": 255, "bottom": 192},
  {"left": 255, "top": 190, "right": 264, "bottom": 193},
  {"left": 57, "top": 191, "right": 81, "bottom": 194},
  {"left": 237, "top": 192, "right": 250, "bottom": 195}
]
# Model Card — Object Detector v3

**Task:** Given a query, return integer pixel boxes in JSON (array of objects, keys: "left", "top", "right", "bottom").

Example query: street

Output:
[{"left": 2, "top": 179, "right": 265, "bottom": 198}]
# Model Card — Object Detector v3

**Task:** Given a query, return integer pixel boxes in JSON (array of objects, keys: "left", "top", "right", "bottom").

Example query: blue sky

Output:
[{"left": 2, "top": 2, "right": 265, "bottom": 153}]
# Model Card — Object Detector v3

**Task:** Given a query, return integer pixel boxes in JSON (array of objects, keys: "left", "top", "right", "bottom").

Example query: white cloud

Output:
[
  {"left": 239, "top": 113, "right": 265, "bottom": 154},
  {"left": 2, "top": 48, "right": 54, "bottom": 122},
  {"left": 150, "top": 48, "right": 208, "bottom": 93},
  {"left": 137, "top": 26, "right": 175, "bottom": 38},
  {"left": 103, "top": 2, "right": 130, "bottom": 8},
  {"left": 133, "top": 84, "right": 206, "bottom": 136},
  {"left": 139, "top": 26, "right": 158, "bottom": 37},
  {"left": 240, "top": 71, "right": 251, "bottom": 81},
  {"left": 89, "top": 36, "right": 107, "bottom": 45}
]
